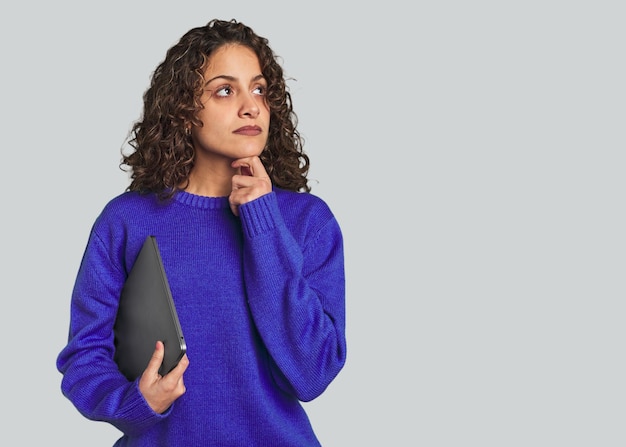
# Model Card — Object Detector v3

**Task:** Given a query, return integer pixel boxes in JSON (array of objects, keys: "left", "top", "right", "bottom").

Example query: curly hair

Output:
[{"left": 121, "top": 19, "right": 310, "bottom": 198}]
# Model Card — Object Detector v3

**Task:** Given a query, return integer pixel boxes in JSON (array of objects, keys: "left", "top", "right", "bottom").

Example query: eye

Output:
[
  {"left": 252, "top": 85, "right": 266, "bottom": 96},
  {"left": 214, "top": 85, "right": 233, "bottom": 97}
]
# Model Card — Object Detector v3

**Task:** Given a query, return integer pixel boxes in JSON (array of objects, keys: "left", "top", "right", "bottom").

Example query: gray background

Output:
[{"left": 1, "top": 1, "right": 624, "bottom": 445}]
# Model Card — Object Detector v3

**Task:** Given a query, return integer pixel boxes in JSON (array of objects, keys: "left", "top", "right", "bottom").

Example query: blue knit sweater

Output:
[{"left": 57, "top": 188, "right": 346, "bottom": 446}]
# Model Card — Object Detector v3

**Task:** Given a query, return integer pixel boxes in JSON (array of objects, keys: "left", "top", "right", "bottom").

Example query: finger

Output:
[
  {"left": 230, "top": 200, "right": 240, "bottom": 217},
  {"left": 168, "top": 354, "right": 190, "bottom": 378},
  {"left": 231, "top": 156, "right": 267, "bottom": 178},
  {"left": 231, "top": 159, "right": 253, "bottom": 177},
  {"left": 145, "top": 341, "right": 165, "bottom": 377},
  {"left": 231, "top": 172, "right": 256, "bottom": 190}
]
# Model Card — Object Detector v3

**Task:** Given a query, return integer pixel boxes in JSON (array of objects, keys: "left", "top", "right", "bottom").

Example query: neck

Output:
[{"left": 184, "top": 162, "right": 236, "bottom": 197}]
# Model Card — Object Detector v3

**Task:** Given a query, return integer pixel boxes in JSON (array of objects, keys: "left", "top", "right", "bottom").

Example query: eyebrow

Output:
[{"left": 204, "top": 74, "right": 265, "bottom": 86}]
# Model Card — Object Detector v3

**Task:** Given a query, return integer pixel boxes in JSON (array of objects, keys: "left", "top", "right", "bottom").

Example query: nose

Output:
[{"left": 239, "top": 92, "right": 260, "bottom": 118}]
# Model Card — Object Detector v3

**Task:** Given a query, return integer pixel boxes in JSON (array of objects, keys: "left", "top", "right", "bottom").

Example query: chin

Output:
[{"left": 239, "top": 147, "right": 265, "bottom": 158}]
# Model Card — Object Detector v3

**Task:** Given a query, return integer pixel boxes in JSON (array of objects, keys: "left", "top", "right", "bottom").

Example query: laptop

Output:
[{"left": 113, "top": 235, "right": 187, "bottom": 381}]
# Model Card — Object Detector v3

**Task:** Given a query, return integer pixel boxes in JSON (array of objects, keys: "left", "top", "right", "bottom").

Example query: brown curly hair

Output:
[{"left": 121, "top": 19, "right": 310, "bottom": 198}]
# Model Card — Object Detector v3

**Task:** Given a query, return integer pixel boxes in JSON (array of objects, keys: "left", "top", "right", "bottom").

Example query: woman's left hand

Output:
[{"left": 229, "top": 156, "right": 272, "bottom": 216}]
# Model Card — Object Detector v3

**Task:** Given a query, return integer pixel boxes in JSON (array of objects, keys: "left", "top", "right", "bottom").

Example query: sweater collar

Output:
[{"left": 173, "top": 190, "right": 230, "bottom": 210}]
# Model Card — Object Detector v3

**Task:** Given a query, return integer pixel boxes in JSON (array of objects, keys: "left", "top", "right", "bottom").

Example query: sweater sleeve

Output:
[
  {"left": 239, "top": 192, "right": 347, "bottom": 402},
  {"left": 56, "top": 226, "right": 169, "bottom": 435}
]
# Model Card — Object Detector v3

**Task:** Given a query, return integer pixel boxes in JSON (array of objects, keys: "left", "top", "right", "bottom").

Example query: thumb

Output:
[{"left": 145, "top": 341, "right": 165, "bottom": 377}]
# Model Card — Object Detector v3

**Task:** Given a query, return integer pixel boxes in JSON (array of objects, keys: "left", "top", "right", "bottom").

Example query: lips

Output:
[{"left": 233, "top": 126, "right": 262, "bottom": 136}]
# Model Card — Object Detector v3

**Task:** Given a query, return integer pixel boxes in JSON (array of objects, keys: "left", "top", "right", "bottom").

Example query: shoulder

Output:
[
  {"left": 273, "top": 187, "right": 342, "bottom": 244},
  {"left": 100, "top": 190, "right": 159, "bottom": 214},
  {"left": 274, "top": 188, "right": 332, "bottom": 215},
  {"left": 96, "top": 190, "right": 170, "bottom": 222},
  {"left": 91, "top": 191, "right": 162, "bottom": 238},
  {"left": 273, "top": 187, "right": 334, "bottom": 221}
]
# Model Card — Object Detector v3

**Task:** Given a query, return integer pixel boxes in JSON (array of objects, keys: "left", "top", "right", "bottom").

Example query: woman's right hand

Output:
[{"left": 138, "top": 341, "right": 189, "bottom": 414}]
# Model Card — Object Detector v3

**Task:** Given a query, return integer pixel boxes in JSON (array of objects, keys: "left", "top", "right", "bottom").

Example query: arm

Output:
[
  {"left": 56, "top": 229, "right": 172, "bottom": 434},
  {"left": 239, "top": 192, "right": 347, "bottom": 402}
]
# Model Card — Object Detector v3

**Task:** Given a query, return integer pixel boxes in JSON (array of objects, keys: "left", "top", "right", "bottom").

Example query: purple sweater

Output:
[{"left": 57, "top": 188, "right": 346, "bottom": 446}]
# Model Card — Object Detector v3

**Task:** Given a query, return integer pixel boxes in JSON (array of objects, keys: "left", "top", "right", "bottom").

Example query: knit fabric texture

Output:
[{"left": 57, "top": 188, "right": 346, "bottom": 446}]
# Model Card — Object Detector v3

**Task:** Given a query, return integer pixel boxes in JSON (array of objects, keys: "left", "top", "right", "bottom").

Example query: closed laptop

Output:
[{"left": 113, "top": 235, "right": 186, "bottom": 381}]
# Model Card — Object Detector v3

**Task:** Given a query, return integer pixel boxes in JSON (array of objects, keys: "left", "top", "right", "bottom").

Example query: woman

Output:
[{"left": 57, "top": 19, "right": 346, "bottom": 446}]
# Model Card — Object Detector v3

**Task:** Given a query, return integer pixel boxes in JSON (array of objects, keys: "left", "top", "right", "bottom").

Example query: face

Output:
[{"left": 191, "top": 44, "right": 270, "bottom": 163}]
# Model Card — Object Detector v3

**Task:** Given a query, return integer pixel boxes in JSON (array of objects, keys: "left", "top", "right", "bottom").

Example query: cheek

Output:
[
  {"left": 191, "top": 123, "right": 220, "bottom": 149},
  {"left": 195, "top": 111, "right": 226, "bottom": 136},
  {"left": 260, "top": 104, "right": 271, "bottom": 124}
]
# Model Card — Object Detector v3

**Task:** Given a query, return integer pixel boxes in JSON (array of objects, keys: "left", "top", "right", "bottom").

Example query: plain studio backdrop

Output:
[{"left": 1, "top": 1, "right": 623, "bottom": 445}]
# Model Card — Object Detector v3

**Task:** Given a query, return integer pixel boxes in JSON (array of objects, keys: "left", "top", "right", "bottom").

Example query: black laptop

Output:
[{"left": 113, "top": 235, "right": 186, "bottom": 381}]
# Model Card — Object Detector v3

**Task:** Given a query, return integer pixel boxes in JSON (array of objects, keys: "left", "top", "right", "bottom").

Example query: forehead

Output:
[{"left": 204, "top": 44, "right": 261, "bottom": 77}]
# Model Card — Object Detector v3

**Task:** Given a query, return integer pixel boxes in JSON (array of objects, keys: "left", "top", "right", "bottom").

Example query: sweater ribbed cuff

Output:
[{"left": 239, "top": 192, "right": 281, "bottom": 238}]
